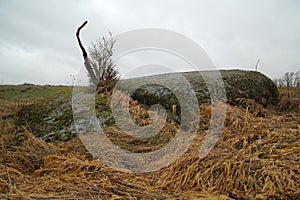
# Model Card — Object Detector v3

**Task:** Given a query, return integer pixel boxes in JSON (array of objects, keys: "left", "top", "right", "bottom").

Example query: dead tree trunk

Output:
[
  {"left": 255, "top": 58, "right": 260, "bottom": 72},
  {"left": 76, "top": 21, "right": 97, "bottom": 85}
]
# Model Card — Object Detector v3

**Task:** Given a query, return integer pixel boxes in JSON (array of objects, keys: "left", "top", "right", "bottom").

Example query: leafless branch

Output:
[{"left": 76, "top": 21, "right": 97, "bottom": 85}]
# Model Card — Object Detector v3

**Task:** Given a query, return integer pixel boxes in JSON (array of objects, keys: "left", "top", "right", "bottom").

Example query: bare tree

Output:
[
  {"left": 293, "top": 71, "right": 300, "bottom": 87},
  {"left": 89, "top": 32, "right": 119, "bottom": 93},
  {"left": 282, "top": 72, "right": 292, "bottom": 87},
  {"left": 278, "top": 71, "right": 300, "bottom": 87},
  {"left": 76, "top": 21, "right": 119, "bottom": 93}
]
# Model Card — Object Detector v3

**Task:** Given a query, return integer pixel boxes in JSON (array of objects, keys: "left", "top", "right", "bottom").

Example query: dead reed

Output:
[{"left": 0, "top": 95, "right": 299, "bottom": 199}]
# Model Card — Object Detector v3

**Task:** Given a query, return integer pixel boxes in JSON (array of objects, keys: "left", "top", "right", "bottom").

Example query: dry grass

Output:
[
  {"left": 277, "top": 87, "right": 300, "bottom": 112},
  {"left": 0, "top": 94, "right": 299, "bottom": 199},
  {"left": 153, "top": 104, "right": 300, "bottom": 199}
]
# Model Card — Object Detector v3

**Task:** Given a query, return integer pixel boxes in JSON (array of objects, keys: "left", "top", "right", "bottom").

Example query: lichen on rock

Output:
[{"left": 117, "top": 70, "right": 279, "bottom": 112}]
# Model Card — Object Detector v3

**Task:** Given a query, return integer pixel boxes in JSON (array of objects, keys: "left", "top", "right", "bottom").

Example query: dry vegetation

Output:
[
  {"left": 277, "top": 87, "right": 300, "bottom": 112},
  {"left": 0, "top": 87, "right": 299, "bottom": 199}
]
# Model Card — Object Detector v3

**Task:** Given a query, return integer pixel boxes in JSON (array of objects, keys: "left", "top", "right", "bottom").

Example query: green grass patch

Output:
[{"left": 0, "top": 85, "right": 73, "bottom": 102}]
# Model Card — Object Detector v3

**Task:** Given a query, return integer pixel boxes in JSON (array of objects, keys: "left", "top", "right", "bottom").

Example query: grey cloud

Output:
[{"left": 0, "top": 0, "right": 299, "bottom": 84}]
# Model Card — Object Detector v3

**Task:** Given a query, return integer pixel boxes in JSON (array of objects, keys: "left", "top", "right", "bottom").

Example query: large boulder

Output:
[{"left": 117, "top": 70, "right": 279, "bottom": 111}]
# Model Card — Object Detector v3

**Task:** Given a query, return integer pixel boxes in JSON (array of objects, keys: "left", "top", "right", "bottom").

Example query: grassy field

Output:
[
  {"left": 0, "top": 85, "right": 299, "bottom": 199},
  {"left": 0, "top": 85, "right": 73, "bottom": 101}
]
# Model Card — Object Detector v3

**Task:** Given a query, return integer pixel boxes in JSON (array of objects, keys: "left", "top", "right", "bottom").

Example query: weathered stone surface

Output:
[{"left": 117, "top": 70, "right": 279, "bottom": 111}]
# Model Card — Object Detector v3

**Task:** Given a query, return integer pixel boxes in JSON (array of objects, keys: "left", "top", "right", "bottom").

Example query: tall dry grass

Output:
[
  {"left": 153, "top": 104, "right": 300, "bottom": 199},
  {"left": 0, "top": 94, "right": 299, "bottom": 199},
  {"left": 277, "top": 87, "right": 300, "bottom": 112}
]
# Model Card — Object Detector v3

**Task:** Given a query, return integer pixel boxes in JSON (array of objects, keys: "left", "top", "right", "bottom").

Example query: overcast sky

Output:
[{"left": 0, "top": 0, "right": 299, "bottom": 85}]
